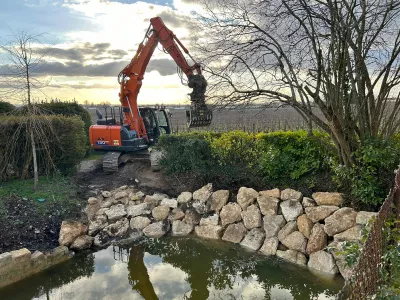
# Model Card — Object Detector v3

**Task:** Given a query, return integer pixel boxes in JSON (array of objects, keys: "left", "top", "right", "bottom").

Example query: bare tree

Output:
[
  {"left": 0, "top": 30, "right": 53, "bottom": 190},
  {"left": 194, "top": 0, "right": 400, "bottom": 166}
]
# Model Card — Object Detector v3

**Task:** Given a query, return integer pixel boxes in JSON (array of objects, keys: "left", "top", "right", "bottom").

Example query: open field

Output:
[{"left": 86, "top": 105, "right": 322, "bottom": 133}]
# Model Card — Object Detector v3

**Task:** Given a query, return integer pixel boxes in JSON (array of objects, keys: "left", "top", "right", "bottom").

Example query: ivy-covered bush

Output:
[{"left": 332, "top": 137, "right": 400, "bottom": 209}]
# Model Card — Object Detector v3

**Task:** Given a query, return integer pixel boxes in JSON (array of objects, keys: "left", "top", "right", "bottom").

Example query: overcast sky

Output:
[{"left": 0, "top": 0, "right": 200, "bottom": 105}]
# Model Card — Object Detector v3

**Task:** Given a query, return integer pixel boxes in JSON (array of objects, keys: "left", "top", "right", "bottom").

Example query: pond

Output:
[{"left": 0, "top": 237, "right": 343, "bottom": 299}]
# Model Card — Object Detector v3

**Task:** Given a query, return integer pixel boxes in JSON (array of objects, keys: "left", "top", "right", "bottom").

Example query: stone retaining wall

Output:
[
  {"left": 60, "top": 184, "right": 377, "bottom": 281},
  {"left": 0, "top": 246, "right": 73, "bottom": 289}
]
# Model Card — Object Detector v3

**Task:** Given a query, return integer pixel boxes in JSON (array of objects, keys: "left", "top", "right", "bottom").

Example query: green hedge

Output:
[
  {"left": 0, "top": 115, "right": 87, "bottom": 180},
  {"left": 159, "top": 130, "right": 400, "bottom": 209},
  {"left": 158, "top": 130, "right": 336, "bottom": 192},
  {"left": 38, "top": 101, "right": 92, "bottom": 137},
  {"left": 0, "top": 101, "right": 15, "bottom": 114}
]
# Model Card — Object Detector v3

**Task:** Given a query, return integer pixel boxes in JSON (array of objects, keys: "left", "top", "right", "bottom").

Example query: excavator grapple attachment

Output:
[
  {"left": 186, "top": 107, "right": 213, "bottom": 128},
  {"left": 186, "top": 74, "right": 212, "bottom": 128}
]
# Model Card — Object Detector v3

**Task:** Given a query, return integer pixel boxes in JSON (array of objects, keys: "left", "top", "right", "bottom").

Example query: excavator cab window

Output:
[
  {"left": 139, "top": 107, "right": 160, "bottom": 142},
  {"left": 156, "top": 109, "right": 172, "bottom": 134}
]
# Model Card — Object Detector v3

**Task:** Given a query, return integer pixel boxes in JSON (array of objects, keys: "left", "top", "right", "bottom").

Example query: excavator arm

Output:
[{"left": 118, "top": 17, "right": 212, "bottom": 139}]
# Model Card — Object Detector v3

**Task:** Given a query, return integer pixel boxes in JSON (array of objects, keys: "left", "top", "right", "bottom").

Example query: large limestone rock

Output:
[
  {"left": 312, "top": 192, "right": 344, "bottom": 206},
  {"left": 297, "top": 214, "right": 313, "bottom": 239},
  {"left": 104, "top": 218, "right": 129, "bottom": 237},
  {"left": 278, "top": 221, "right": 298, "bottom": 242},
  {"left": 105, "top": 204, "right": 127, "bottom": 221},
  {"left": 306, "top": 223, "right": 327, "bottom": 255},
  {"left": 192, "top": 201, "right": 209, "bottom": 214},
  {"left": 195, "top": 225, "right": 222, "bottom": 239},
  {"left": 280, "top": 189, "right": 302, "bottom": 201},
  {"left": 237, "top": 187, "right": 258, "bottom": 209},
  {"left": 264, "top": 215, "right": 286, "bottom": 238},
  {"left": 242, "top": 205, "right": 262, "bottom": 229},
  {"left": 114, "top": 191, "right": 128, "bottom": 200},
  {"left": 88, "top": 219, "right": 107, "bottom": 236},
  {"left": 222, "top": 222, "right": 247, "bottom": 243},
  {"left": 308, "top": 250, "right": 339, "bottom": 275},
  {"left": 160, "top": 198, "right": 178, "bottom": 208},
  {"left": 281, "top": 231, "right": 307, "bottom": 253},
  {"left": 259, "top": 237, "right": 279, "bottom": 256},
  {"left": 334, "top": 225, "right": 363, "bottom": 242},
  {"left": 70, "top": 235, "right": 94, "bottom": 250},
  {"left": 257, "top": 195, "right": 279, "bottom": 216},
  {"left": 280, "top": 200, "right": 303, "bottom": 221},
  {"left": 143, "top": 221, "right": 169, "bottom": 238},
  {"left": 177, "top": 192, "right": 192, "bottom": 204},
  {"left": 183, "top": 209, "right": 201, "bottom": 226},
  {"left": 356, "top": 211, "right": 378, "bottom": 225},
  {"left": 209, "top": 190, "right": 229, "bottom": 212},
  {"left": 220, "top": 203, "right": 242, "bottom": 226},
  {"left": 305, "top": 206, "right": 339, "bottom": 223},
  {"left": 240, "top": 228, "right": 265, "bottom": 251},
  {"left": 172, "top": 220, "right": 194, "bottom": 236},
  {"left": 102, "top": 191, "right": 112, "bottom": 198},
  {"left": 170, "top": 208, "right": 185, "bottom": 221},
  {"left": 259, "top": 188, "right": 280, "bottom": 198},
  {"left": 152, "top": 206, "right": 170, "bottom": 221},
  {"left": 329, "top": 241, "right": 356, "bottom": 280},
  {"left": 324, "top": 207, "right": 357, "bottom": 236},
  {"left": 127, "top": 203, "right": 151, "bottom": 217},
  {"left": 144, "top": 195, "right": 160, "bottom": 208},
  {"left": 335, "top": 258, "right": 355, "bottom": 281},
  {"left": 193, "top": 183, "right": 213, "bottom": 202},
  {"left": 200, "top": 214, "right": 219, "bottom": 226},
  {"left": 59, "top": 220, "right": 88, "bottom": 246},
  {"left": 130, "top": 216, "right": 151, "bottom": 230},
  {"left": 302, "top": 197, "right": 317, "bottom": 207},
  {"left": 85, "top": 199, "right": 101, "bottom": 221},
  {"left": 276, "top": 250, "right": 307, "bottom": 266}
]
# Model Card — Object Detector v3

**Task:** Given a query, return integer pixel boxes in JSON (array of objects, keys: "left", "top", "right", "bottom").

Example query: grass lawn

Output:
[{"left": 0, "top": 175, "right": 81, "bottom": 218}]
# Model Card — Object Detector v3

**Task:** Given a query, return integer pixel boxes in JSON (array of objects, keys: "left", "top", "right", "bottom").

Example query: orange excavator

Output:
[{"left": 89, "top": 17, "right": 212, "bottom": 173}]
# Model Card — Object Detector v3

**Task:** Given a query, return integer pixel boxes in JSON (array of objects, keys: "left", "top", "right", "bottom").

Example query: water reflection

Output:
[{"left": 0, "top": 237, "right": 343, "bottom": 300}]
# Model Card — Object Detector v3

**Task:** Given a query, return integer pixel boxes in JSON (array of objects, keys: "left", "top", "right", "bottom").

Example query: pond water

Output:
[{"left": 0, "top": 237, "right": 343, "bottom": 300}]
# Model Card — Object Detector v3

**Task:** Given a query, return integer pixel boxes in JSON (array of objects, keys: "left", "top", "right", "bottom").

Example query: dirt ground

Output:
[{"left": 77, "top": 159, "right": 196, "bottom": 198}]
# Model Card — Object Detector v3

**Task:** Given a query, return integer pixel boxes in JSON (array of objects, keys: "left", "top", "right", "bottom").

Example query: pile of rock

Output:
[{"left": 59, "top": 184, "right": 377, "bottom": 280}]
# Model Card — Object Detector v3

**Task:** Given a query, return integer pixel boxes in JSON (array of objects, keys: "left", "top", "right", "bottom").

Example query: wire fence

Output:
[{"left": 337, "top": 170, "right": 400, "bottom": 299}]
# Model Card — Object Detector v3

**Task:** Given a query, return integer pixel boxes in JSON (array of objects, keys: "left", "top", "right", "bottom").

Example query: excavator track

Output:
[{"left": 103, "top": 151, "right": 122, "bottom": 174}]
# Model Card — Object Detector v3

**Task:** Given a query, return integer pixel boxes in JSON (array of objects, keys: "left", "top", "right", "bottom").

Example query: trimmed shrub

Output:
[
  {"left": 0, "top": 115, "right": 87, "bottom": 180},
  {"left": 38, "top": 101, "right": 92, "bottom": 136},
  {"left": 0, "top": 101, "right": 15, "bottom": 114},
  {"left": 158, "top": 130, "right": 335, "bottom": 191},
  {"left": 256, "top": 130, "right": 335, "bottom": 180}
]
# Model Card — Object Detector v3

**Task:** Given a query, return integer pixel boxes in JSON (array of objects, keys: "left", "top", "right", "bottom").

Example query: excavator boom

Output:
[{"left": 119, "top": 17, "right": 212, "bottom": 133}]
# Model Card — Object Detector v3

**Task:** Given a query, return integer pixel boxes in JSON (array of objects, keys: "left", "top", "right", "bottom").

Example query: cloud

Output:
[
  {"left": 32, "top": 43, "right": 128, "bottom": 62},
  {"left": 0, "top": 58, "right": 178, "bottom": 77}
]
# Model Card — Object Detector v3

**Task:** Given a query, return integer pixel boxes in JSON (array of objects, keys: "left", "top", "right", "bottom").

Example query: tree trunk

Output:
[{"left": 30, "top": 126, "right": 38, "bottom": 191}]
